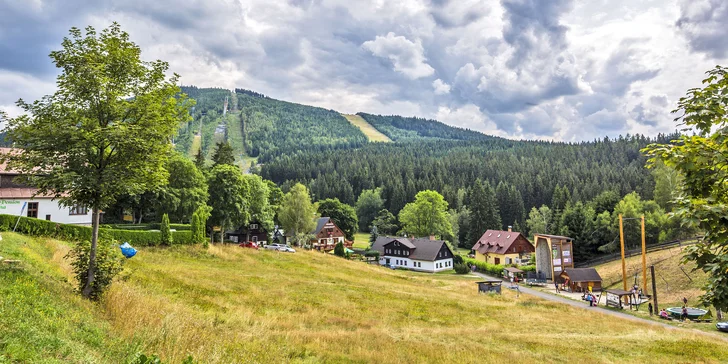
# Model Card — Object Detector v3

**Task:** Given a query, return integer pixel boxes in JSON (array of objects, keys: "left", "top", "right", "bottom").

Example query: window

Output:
[
  {"left": 252, "top": 236, "right": 258, "bottom": 242},
  {"left": 27, "top": 202, "right": 38, "bottom": 218},
  {"left": 45, "top": 214, "right": 51, "bottom": 221},
  {"left": 494, "top": 257, "right": 501, "bottom": 265},
  {"left": 69, "top": 204, "right": 88, "bottom": 215},
  {"left": 250, "top": 224, "right": 258, "bottom": 230}
]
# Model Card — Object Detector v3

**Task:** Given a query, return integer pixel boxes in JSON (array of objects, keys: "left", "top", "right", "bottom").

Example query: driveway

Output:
[{"left": 472, "top": 272, "right": 728, "bottom": 342}]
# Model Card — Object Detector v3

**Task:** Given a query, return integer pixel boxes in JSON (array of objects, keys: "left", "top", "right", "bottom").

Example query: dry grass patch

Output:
[
  {"left": 343, "top": 114, "right": 392, "bottom": 143},
  {"left": 2, "top": 234, "right": 727, "bottom": 363}
]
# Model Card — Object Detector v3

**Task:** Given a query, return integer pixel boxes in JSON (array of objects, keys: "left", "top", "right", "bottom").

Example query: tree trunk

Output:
[{"left": 82, "top": 207, "right": 101, "bottom": 298}]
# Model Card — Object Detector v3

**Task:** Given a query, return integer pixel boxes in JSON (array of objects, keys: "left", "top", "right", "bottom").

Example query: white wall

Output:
[
  {"left": 0, "top": 198, "right": 92, "bottom": 225},
  {"left": 379, "top": 256, "right": 454, "bottom": 273}
]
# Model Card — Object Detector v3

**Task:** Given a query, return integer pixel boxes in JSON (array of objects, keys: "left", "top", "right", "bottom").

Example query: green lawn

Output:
[
  {"left": 352, "top": 232, "right": 370, "bottom": 249},
  {"left": 2, "top": 233, "right": 727, "bottom": 363}
]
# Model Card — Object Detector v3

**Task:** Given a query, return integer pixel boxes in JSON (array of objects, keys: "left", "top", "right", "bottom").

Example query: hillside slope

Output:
[
  {"left": 595, "top": 245, "right": 708, "bottom": 307},
  {"left": 358, "top": 113, "right": 492, "bottom": 141},
  {"left": 1, "top": 233, "right": 727, "bottom": 363},
  {"left": 343, "top": 114, "right": 391, "bottom": 142}
]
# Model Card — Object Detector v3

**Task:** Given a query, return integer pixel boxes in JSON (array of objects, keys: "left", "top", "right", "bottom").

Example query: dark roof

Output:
[
  {"left": 371, "top": 236, "right": 453, "bottom": 261},
  {"left": 312, "top": 217, "right": 330, "bottom": 235},
  {"left": 534, "top": 233, "right": 573, "bottom": 241},
  {"left": 472, "top": 230, "right": 531, "bottom": 255},
  {"left": 561, "top": 268, "right": 602, "bottom": 282}
]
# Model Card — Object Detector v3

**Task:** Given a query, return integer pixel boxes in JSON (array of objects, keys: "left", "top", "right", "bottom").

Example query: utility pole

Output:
[
  {"left": 650, "top": 265, "right": 658, "bottom": 315},
  {"left": 619, "top": 214, "right": 627, "bottom": 304},
  {"left": 641, "top": 215, "right": 647, "bottom": 291}
]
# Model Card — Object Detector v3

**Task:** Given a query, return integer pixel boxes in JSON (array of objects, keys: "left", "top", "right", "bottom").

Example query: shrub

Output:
[
  {"left": 454, "top": 263, "right": 469, "bottom": 274},
  {"left": 462, "top": 257, "right": 504, "bottom": 277},
  {"left": 160, "top": 214, "right": 173, "bottom": 246},
  {"left": 520, "top": 265, "right": 536, "bottom": 273},
  {"left": 0, "top": 214, "right": 194, "bottom": 246},
  {"left": 453, "top": 255, "right": 463, "bottom": 264},
  {"left": 334, "top": 241, "right": 345, "bottom": 257},
  {"left": 364, "top": 250, "right": 380, "bottom": 258},
  {"left": 66, "top": 239, "right": 123, "bottom": 301}
]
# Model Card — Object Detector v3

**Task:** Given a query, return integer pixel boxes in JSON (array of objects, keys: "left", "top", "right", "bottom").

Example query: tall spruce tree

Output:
[
  {"left": 212, "top": 141, "right": 235, "bottom": 166},
  {"left": 465, "top": 179, "right": 501, "bottom": 248}
]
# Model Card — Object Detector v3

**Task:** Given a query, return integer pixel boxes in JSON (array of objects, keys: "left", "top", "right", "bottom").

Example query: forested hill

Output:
[
  {"left": 175, "top": 86, "right": 368, "bottom": 164},
  {"left": 174, "top": 87, "right": 501, "bottom": 164},
  {"left": 358, "top": 113, "right": 492, "bottom": 141},
  {"left": 261, "top": 134, "right": 674, "bottom": 220}
]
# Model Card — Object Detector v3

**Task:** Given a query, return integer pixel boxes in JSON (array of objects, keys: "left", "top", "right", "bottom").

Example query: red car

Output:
[{"left": 239, "top": 241, "right": 259, "bottom": 249}]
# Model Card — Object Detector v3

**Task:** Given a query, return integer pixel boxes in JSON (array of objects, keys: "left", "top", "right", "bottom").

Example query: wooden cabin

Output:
[{"left": 560, "top": 268, "right": 602, "bottom": 293}]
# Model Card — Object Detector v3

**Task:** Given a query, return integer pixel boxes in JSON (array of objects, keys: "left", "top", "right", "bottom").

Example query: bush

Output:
[
  {"left": 364, "top": 250, "right": 380, "bottom": 258},
  {"left": 462, "top": 257, "right": 504, "bottom": 277},
  {"left": 0, "top": 214, "right": 195, "bottom": 246},
  {"left": 520, "top": 265, "right": 536, "bottom": 273},
  {"left": 334, "top": 241, "right": 345, "bottom": 257},
  {"left": 453, "top": 255, "right": 463, "bottom": 264},
  {"left": 66, "top": 239, "right": 123, "bottom": 301},
  {"left": 454, "top": 263, "right": 469, "bottom": 274},
  {"left": 160, "top": 214, "right": 173, "bottom": 246}
]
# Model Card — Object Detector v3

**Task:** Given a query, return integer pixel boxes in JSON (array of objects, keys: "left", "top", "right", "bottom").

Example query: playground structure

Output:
[{"left": 534, "top": 234, "right": 574, "bottom": 281}]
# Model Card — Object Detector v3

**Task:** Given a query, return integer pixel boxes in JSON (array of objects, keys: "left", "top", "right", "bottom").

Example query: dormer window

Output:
[
  {"left": 506, "top": 235, "right": 510, "bottom": 239},
  {"left": 488, "top": 233, "right": 492, "bottom": 237},
  {"left": 497, "top": 234, "right": 501, "bottom": 238}
]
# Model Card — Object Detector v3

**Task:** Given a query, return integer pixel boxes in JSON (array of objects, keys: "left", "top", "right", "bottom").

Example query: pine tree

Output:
[
  {"left": 465, "top": 179, "right": 501, "bottom": 248},
  {"left": 160, "top": 213, "right": 173, "bottom": 246},
  {"left": 194, "top": 148, "right": 206, "bottom": 170},
  {"left": 212, "top": 141, "right": 235, "bottom": 166}
]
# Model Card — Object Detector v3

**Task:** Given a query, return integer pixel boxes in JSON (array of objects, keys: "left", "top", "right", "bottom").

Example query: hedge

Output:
[
  {"left": 0, "top": 214, "right": 194, "bottom": 246},
  {"left": 462, "top": 257, "right": 504, "bottom": 277},
  {"left": 102, "top": 223, "right": 192, "bottom": 231}
]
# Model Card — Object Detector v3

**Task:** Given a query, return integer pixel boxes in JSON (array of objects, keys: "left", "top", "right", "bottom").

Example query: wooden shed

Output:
[
  {"left": 560, "top": 268, "right": 602, "bottom": 293},
  {"left": 475, "top": 281, "right": 502, "bottom": 294}
]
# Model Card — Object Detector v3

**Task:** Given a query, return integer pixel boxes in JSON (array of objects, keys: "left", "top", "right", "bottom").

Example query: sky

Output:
[{"left": 1, "top": 0, "right": 727, "bottom": 141}]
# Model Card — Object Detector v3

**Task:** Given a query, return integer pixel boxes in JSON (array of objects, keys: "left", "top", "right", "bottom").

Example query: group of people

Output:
[{"left": 582, "top": 292, "right": 597, "bottom": 306}]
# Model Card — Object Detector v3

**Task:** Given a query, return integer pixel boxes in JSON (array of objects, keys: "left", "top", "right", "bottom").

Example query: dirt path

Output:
[{"left": 472, "top": 272, "right": 728, "bottom": 342}]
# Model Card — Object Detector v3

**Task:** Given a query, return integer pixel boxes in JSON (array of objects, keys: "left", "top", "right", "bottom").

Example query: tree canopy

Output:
[
  {"left": 0, "top": 23, "right": 189, "bottom": 298},
  {"left": 355, "top": 188, "right": 385, "bottom": 232},
  {"left": 279, "top": 183, "right": 317, "bottom": 246},
  {"left": 398, "top": 190, "right": 452, "bottom": 239},
  {"left": 644, "top": 65, "right": 728, "bottom": 313}
]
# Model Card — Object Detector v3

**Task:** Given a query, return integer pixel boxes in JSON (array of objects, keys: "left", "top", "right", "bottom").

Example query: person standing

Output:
[
  {"left": 554, "top": 282, "right": 560, "bottom": 293},
  {"left": 682, "top": 297, "right": 688, "bottom": 306},
  {"left": 648, "top": 302, "right": 653, "bottom": 316}
]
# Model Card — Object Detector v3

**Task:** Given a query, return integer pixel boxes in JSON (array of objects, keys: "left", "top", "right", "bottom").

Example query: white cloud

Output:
[
  {"left": 362, "top": 32, "right": 435, "bottom": 79},
  {"left": 432, "top": 79, "right": 450, "bottom": 95}
]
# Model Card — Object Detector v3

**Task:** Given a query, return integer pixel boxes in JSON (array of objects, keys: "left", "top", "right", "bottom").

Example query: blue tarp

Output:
[{"left": 120, "top": 242, "right": 137, "bottom": 259}]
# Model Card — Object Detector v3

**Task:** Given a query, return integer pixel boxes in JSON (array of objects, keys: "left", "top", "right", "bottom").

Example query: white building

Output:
[
  {"left": 371, "top": 236, "right": 455, "bottom": 273},
  {"left": 0, "top": 148, "right": 92, "bottom": 225}
]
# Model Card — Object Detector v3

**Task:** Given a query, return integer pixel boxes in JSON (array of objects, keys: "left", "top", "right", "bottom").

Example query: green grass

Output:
[
  {"left": 1, "top": 233, "right": 727, "bottom": 363},
  {"left": 343, "top": 114, "right": 392, "bottom": 143},
  {"left": 352, "top": 232, "right": 370, "bottom": 249},
  {"left": 188, "top": 135, "right": 201, "bottom": 158}
]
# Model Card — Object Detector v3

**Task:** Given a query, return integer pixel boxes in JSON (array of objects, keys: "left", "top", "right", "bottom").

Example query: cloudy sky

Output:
[{"left": 1, "top": 0, "right": 726, "bottom": 141}]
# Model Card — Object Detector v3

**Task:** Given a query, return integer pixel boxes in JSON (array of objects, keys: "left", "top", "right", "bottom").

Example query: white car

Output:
[{"left": 264, "top": 243, "right": 295, "bottom": 252}]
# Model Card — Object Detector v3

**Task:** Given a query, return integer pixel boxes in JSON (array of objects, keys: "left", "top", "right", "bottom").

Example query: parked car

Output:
[
  {"left": 239, "top": 241, "right": 259, "bottom": 249},
  {"left": 264, "top": 243, "right": 284, "bottom": 251},
  {"left": 717, "top": 322, "right": 728, "bottom": 333},
  {"left": 278, "top": 245, "right": 296, "bottom": 253}
]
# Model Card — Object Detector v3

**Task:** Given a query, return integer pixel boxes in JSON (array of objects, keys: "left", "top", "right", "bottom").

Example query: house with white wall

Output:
[
  {"left": 371, "top": 236, "right": 454, "bottom": 273},
  {"left": 0, "top": 148, "right": 92, "bottom": 225}
]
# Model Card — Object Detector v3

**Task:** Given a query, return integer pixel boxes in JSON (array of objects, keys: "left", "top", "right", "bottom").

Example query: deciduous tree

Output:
[
  {"left": 1, "top": 23, "right": 190, "bottom": 298},
  {"left": 279, "top": 183, "right": 317, "bottom": 246},
  {"left": 644, "top": 66, "right": 728, "bottom": 313},
  {"left": 355, "top": 188, "right": 385, "bottom": 232},
  {"left": 398, "top": 190, "right": 452, "bottom": 238}
]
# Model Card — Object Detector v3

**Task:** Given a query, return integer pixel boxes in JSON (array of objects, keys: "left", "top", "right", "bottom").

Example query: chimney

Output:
[
  {"left": 508, "top": 226, "right": 512, "bottom": 232},
  {"left": 429, "top": 235, "right": 436, "bottom": 241}
]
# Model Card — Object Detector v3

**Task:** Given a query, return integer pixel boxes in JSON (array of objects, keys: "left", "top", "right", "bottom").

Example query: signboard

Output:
[
  {"left": 213, "top": 226, "right": 222, "bottom": 232},
  {"left": 0, "top": 200, "right": 22, "bottom": 210},
  {"left": 553, "top": 258, "right": 562, "bottom": 266},
  {"left": 554, "top": 266, "right": 562, "bottom": 272},
  {"left": 606, "top": 293, "right": 621, "bottom": 308},
  {"left": 562, "top": 250, "right": 570, "bottom": 257},
  {"left": 563, "top": 258, "right": 571, "bottom": 264}
]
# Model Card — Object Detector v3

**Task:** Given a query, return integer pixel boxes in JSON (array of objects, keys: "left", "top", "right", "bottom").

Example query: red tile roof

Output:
[
  {"left": 473, "top": 229, "right": 531, "bottom": 255},
  {"left": 0, "top": 188, "right": 58, "bottom": 199}
]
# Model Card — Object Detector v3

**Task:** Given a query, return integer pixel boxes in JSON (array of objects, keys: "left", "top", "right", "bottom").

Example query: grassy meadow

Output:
[
  {"left": 595, "top": 245, "right": 708, "bottom": 308},
  {"left": 1, "top": 233, "right": 727, "bottom": 363},
  {"left": 342, "top": 114, "right": 392, "bottom": 143}
]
